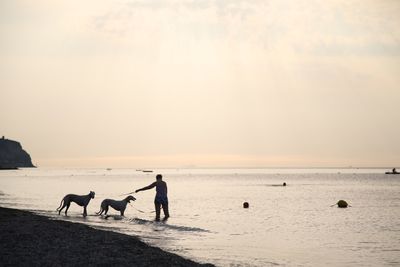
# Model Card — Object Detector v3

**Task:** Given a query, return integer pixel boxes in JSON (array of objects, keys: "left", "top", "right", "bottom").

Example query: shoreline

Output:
[{"left": 0, "top": 207, "right": 214, "bottom": 267}]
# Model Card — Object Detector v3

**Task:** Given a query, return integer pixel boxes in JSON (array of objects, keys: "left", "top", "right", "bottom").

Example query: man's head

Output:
[{"left": 156, "top": 174, "right": 162, "bottom": 180}]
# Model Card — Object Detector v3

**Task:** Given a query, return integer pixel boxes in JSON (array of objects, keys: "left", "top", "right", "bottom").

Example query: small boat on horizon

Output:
[
  {"left": 385, "top": 168, "right": 399, "bottom": 175},
  {"left": 142, "top": 170, "right": 153, "bottom": 173}
]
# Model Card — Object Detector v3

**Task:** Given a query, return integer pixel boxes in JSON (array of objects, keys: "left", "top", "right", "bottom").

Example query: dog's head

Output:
[
  {"left": 126, "top": 195, "right": 136, "bottom": 203},
  {"left": 90, "top": 191, "right": 95, "bottom": 199}
]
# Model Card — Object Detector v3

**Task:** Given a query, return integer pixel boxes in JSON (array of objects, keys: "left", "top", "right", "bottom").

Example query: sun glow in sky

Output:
[{"left": 1, "top": 0, "right": 400, "bottom": 168}]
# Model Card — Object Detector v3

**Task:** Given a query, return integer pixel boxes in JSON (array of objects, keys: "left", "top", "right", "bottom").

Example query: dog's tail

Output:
[
  {"left": 96, "top": 208, "right": 103, "bottom": 215},
  {"left": 56, "top": 198, "right": 64, "bottom": 211}
]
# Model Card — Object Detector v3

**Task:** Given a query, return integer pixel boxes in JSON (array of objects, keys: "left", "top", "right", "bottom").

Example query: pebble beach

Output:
[{"left": 0, "top": 207, "right": 214, "bottom": 267}]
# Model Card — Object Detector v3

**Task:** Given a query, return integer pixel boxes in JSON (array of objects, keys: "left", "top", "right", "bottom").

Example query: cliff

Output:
[{"left": 0, "top": 137, "right": 35, "bottom": 169}]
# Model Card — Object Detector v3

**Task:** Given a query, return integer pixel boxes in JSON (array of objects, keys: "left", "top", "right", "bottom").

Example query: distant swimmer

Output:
[
  {"left": 135, "top": 174, "right": 170, "bottom": 221},
  {"left": 269, "top": 183, "right": 287, "bottom": 187}
]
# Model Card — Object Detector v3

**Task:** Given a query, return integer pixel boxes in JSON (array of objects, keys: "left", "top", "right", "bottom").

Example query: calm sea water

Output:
[{"left": 1, "top": 168, "right": 399, "bottom": 266}]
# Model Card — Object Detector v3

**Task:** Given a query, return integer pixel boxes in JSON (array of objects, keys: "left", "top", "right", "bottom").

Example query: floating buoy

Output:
[
  {"left": 283, "top": 182, "right": 286, "bottom": 186},
  {"left": 330, "top": 200, "right": 350, "bottom": 208},
  {"left": 243, "top": 202, "right": 249, "bottom": 208},
  {"left": 337, "top": 200, "right": 348, "bottom": 208}
]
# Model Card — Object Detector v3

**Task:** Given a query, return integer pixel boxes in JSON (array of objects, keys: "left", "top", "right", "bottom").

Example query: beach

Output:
[{"left": 0, "top": 207, "right": 214, "bottom": 267}]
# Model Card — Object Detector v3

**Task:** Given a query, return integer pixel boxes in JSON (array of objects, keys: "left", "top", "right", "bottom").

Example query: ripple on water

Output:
[{"left": 130, "top": 217, "right": 211, "bottom": 233}]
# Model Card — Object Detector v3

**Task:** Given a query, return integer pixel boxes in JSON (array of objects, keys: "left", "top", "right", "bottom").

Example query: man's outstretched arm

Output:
[{"left": 135, "top": 182, "right": 156, "bottom": 193}]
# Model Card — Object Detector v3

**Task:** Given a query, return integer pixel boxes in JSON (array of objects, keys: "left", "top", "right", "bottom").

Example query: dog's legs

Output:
[
  {"left": 104, "top": 207, "right": 109, "bottom": 215},
  {"left": 83, "top": 206, "right": 87, "bottom": 217},
  {"left": 56, "top": 199, "right": 64, "bottom": 211},
  {"left": 58, "top": 204, "right": 65, "bottom": 215},
  {"left": 65, "top": 203, "right": 70, "bottom": 216}
]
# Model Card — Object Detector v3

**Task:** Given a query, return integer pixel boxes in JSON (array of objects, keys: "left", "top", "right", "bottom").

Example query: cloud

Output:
[{"left": 87, "top": 0, "right": 400, "bottom": 59}]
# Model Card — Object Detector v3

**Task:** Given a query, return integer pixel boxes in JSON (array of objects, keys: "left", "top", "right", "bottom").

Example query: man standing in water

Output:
[{"left": 135, "top": 174, "right": 170, "bottom": 221}]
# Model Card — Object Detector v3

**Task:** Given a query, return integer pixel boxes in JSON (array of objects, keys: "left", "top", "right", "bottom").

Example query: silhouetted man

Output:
[{"left": 135, "top": 174, "right": 169, "bottom": 221}]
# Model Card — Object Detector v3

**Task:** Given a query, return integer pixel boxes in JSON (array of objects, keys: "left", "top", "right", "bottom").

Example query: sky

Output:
[{"left": 1, "top": 0, "right": 400, "bottom": 168}]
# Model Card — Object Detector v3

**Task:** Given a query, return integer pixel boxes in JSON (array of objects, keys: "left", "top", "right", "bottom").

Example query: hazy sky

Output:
[{"left": 1, "top": 0, "right": 400, "bottom": 168}]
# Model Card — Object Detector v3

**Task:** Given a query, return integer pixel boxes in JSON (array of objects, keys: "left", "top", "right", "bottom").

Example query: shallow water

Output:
[{"left": 1, "top": 168, "right": 399, "bottom": 266}]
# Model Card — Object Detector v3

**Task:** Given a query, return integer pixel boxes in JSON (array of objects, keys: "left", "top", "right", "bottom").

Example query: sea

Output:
[{"left": 0, "top": 168, "right": 399, "bottom": 266}]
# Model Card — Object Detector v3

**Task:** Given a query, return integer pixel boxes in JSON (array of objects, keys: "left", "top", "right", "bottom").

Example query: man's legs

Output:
[
  {"left": 162, "top": 202, "right": 169, "bottom": 220},
  {"left": 154, "top": 201, "right": 161, "bottom": 221}
]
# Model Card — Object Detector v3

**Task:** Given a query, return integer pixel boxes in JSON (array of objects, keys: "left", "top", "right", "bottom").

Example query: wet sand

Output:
[{"left": 0, "top": 207, "right": 214, "bottom": 267}]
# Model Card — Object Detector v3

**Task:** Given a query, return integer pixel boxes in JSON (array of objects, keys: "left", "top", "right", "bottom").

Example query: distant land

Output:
[{"left": 0, "top": 137, "right": 34, "bottom": 169}]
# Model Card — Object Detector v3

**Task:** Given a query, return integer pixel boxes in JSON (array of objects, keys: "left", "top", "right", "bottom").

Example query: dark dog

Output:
[
  {"left": 56, "top": 191, "right": 95, "bottom": 217},
  {"left": 96, "top": 195, "right": 136, "bottom": 216}
]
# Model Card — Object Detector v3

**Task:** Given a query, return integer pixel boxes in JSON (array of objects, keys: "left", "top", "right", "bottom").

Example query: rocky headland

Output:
[{"left": 0, "top": 137, "right": 34, "bottom": 169}]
